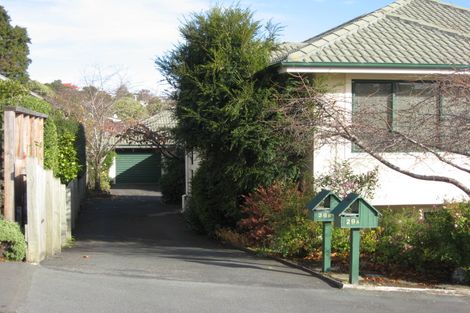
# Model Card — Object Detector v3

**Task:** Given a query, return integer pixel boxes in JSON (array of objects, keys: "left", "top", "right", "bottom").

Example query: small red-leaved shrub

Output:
[
  {"left": 236, "top": 182, "right": 321, "bottom": 258},
  {"left": 237, "top": 183, "right": 286, "bottom": 245}
]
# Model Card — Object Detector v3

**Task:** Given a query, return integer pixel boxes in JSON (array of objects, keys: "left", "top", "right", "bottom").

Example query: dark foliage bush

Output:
[
  {"left": 159, "top": 6, "right": 305, "bottom": 236},
  {"left": 186, "top": 159, "right": 240, "bottom": 235},
  {"left": 236, "top": 181, "right": 322, "bottom": 257},
  {"left": 160, "top": 152, "right": 185, "bottom": 204},
  {"left": 407, "top": 204, "right": 470, "bottom": 277}
]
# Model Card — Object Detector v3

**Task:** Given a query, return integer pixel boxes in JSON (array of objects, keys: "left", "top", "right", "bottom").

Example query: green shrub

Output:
[
  {"left": 26, "top": 80, "right": 54, "bottom": 98},
  {"left": 57, "top": 131, "right": 80, "bottom": 184},
  {"left": 11, "top": 94, "right": 52, "bottom": 115},
  {"left": 0, "top": 80, "right": 28, "bottom": 100},
  {"left": 184, "top": 201, "right": 206, "bottom": 234},
  {"left": 369, "top": 204, "right": 470, "bottom": 280},
  {"left": 373, "top": 208, "right": 420, "bottom": 266},
  {"left": 332, "top": 228, "right": 349, "bottom": 258},
  {"left": 238, "top": 182, "right": 299, "bottom": 246},
  {"left": 160, "top": 152, "right": 185, "bottom": 204},
  {"left": 409, "top": 205, "right": 468, "bottom": 273},
  {"left": 43, "top": 119, "right": 59, "bottom": 172},
  {"left": 272, "top": 216, "right": 320, "bottom": 258},
  {"left": 448, "top": 202, "right": 470, "bottom": 269},
  {"left": 329, "top": 228, "right": 378, "bottom": 260},
  {"left": 75, "top": 125, "right": 87, "bottom": 177},
  {"left": 88, "top": 151, "right": 116, "bottom": 192},
  {"left": 361, "top": 229, "right": 379, "bottom": 255},
  {"left": 0, "top": 216, "right": 26, "bottom": 261},
  {"left": 237, "top": 181, "right": 323, "bottom": 257},
  {"left": 314, "top": 160, "right": 379, "bottom": 199},
  {"left": 187, "top": 159, "right": 239, "bottom": 235}
]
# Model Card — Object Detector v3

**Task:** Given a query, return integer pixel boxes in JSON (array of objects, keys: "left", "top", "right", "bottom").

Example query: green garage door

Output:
[{"left": 116, "top": 151, "right": 161, "bottom": 184}]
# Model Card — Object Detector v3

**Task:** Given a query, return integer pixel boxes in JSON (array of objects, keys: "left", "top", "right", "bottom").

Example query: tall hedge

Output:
[
  {"left": 54, "top": 115, "right": 84, "bottom": 183},
  {"left": 158, "top": 6, "right": 304, "bottom": 234},
  {"left": 0, "top": 80, "right": 85, "bottom": 184}
]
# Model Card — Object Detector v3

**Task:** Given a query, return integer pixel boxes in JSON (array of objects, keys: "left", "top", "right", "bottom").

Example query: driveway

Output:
[{"left": 9, "top": 186, "right": 470, "bottom": 313}]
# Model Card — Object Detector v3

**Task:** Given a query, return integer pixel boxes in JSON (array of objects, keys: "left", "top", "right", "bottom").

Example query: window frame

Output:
[{"left": 351, "top": 79, "right": 442, "bottom": 153}]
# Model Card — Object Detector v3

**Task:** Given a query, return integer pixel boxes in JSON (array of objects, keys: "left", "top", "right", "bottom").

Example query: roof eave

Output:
[{"left": 275, "top": 62, "right": 470, "bottom": 75}]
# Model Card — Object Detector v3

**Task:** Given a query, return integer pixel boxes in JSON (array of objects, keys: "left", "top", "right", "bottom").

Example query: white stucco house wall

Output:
[
  {"left": 272, "top": 0, "right": 470, "bottom": 206},
  {"left": 184, "top": 0, "right": 470, "bottom": 207}
]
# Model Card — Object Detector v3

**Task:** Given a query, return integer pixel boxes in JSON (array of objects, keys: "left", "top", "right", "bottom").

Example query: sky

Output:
[{"left": 2, "top": 0, "right": 470, "bottom": 94}]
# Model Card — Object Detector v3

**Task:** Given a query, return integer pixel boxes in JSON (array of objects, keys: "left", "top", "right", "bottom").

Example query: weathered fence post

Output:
[
  {"left": 3, "top": 110, "right": 16, "bottom": 221},
  {"left": 45, "top": 169, "right": 53, "bottom": 256},
  {"left": 26, "top": 158, "right": 46, "bottom": 263},
  {"left": 52, "top": 174, "right": 61, "bottom": 255}
]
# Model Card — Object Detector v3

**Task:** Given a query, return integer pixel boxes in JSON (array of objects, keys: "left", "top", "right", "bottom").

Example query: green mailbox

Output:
[
  {"left": 331, "top": 193, "right": 381, "bottom": 284},
  {"left": 306, "top": 189, "right": 340, "bottom": 272},
  {"left": 332, "top": 193, "right": 380, "bottom": 229}
]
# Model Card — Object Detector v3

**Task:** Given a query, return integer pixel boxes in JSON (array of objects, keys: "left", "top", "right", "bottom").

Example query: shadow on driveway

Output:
[{"left": 41, "top": 185, "right": 330, "bottom": 289}]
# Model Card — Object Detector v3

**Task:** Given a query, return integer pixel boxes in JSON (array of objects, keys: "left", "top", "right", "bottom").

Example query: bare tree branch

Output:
[{"left": 274, "top": 70, "right": 470, "bottom": 197}]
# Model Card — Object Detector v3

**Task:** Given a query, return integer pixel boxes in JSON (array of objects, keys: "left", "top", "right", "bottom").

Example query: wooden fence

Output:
[
  {"left": 25, "top": 158, "right": 86, "bottom": 263},
  {"left": 3, "top": 106, "right": 47, "bottom": 223},
  {"left": 2, "top": 106, "right": 86, "bottom": 263}
]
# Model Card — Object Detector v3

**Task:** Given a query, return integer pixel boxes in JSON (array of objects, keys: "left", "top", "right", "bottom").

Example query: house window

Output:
[{"left": 352, "top": 80, "right": 439, "bottom": 152}]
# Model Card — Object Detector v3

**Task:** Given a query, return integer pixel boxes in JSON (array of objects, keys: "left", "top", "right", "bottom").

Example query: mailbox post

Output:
[
  {"left": 331, "top": 193, "right": 381, "bottom": 284},
  {"left": 306, "top": 189, "right": 340, "bottom": 272}
]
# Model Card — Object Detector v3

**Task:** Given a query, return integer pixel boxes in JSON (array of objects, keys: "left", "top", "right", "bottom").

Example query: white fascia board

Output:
[{"left": 279, "top": 66, "right": 462, "bottom": 75}]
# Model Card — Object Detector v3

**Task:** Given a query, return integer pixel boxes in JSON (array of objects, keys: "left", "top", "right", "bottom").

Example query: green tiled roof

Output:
[
  {"left": 273, "top": 0, "right": 470, "bottom": 68},
  {"left": 142, "top": 109, "right": 176, "bottom": 131},
  {"left": 115, "top": 110, "right": 176, "bottom": 148}
]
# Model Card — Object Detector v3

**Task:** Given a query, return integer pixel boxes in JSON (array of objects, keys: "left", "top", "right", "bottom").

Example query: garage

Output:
[{"left": 115, "top": 150, "right": 161, "bottom": 184}]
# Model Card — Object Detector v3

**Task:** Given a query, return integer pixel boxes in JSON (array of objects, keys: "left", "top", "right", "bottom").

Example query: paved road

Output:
[{"left": 6, "top": 185, "right": 470, "bottom": 313}]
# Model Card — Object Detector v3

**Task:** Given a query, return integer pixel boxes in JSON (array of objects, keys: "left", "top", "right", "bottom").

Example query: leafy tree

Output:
[
  {"left": 45, "top": 80, "right": 69, "bottom": 93},
  {"left": 113, "top": 96, "right": 148, "bottom": 120},
  {"left": 27, "top": 80, "right": 54, "bottom": 98},
  {"left": 0, "top": 6, "right": 30, "bottom": 82},
  {"left": 46, "top": 73, "right": 143, "bottom": 190},
  {"left": 115, "top": 84, "right": 132, "bottom": 99},
  {"left": 145, "top": 99, "right": 163, "bottom": 116},
  {"left": 157, "top": 6, "right": 304, "bottom": 234},
  {"left": 134, "top": 89, "right": 165, "bottom": 116}
]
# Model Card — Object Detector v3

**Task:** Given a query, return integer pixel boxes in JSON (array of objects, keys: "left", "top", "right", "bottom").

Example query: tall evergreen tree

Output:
[
  {"left": 0, "top": 6, "right": 30, "bottom": 82},
  {"left": 157, "top": 6, "right": 304, "bottom": 233}
]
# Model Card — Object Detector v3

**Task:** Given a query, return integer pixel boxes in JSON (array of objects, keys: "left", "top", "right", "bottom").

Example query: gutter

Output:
[
  {"left": 275, "top": 62, "right": 470, "bottom": 75},
  {"left": 279, "top": 62, "right": 470, "bottom": 69}
]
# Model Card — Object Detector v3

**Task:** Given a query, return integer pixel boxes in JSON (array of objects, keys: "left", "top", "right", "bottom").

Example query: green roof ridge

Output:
[
  {"left": 272, "top": 0, "right": 470, "bottom": 67},
  {"left": 427, "top": 0, "right": 470, "bottom": 13},
  {"left": 294, "top": 0, "right": 411, "bottom": 59},
  {"left": 302, "top": 0, "right": 412, "bottom": 44},
  {"left": 388, "top": 12, "right": 470, "bottom": 38}
]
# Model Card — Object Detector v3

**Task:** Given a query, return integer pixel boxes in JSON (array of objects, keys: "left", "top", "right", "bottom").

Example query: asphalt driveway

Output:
[
  {"left": 6, "top": 185, "right": 469, "bottom": 313},
  {"left": 40, "top": 185, "right": 327, "bottom": 289}
]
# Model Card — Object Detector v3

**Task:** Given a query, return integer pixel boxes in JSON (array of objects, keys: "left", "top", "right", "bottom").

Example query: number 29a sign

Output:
[{"left": 340, "top": 215, "right": 361, "bottom": 228}]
